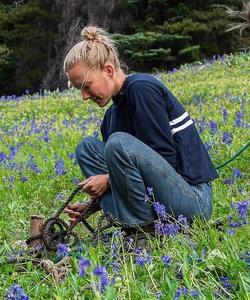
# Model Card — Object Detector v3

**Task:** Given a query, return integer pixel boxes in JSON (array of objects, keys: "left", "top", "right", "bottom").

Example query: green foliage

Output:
[
  {"left": 115, "top": 0, "right": 243, "bottom": 72},
  {"left": 0, "top": 0, "right": 58, "bottom": 95}
]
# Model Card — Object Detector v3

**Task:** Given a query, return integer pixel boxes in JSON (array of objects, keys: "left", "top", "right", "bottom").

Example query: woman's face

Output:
[{"left": 67, "top": 62, "right": 116, "bottom": 107}]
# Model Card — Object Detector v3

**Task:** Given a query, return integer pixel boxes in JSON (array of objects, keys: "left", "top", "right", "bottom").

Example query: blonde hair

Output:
[{"left": 63, "top": 26, "right": 121, "bottom": 74}]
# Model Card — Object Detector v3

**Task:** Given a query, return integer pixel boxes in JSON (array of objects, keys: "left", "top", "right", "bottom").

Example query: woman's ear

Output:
[{"left": 104, "top": 64, "right": 114, "bottom": 78}]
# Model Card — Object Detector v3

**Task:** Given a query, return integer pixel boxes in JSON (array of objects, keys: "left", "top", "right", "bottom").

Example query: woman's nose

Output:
[{"left": 81, "top": 90, "right": 90, "bottom": 100}]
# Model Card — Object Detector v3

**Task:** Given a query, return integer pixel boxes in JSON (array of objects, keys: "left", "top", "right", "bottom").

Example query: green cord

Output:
[{"left": 216, "top": 140, "right": 250, "bottom": 170}]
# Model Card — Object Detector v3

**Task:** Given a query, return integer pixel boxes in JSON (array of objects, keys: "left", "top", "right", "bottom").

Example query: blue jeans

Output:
[{"left": 75, "top": 132, "right": 213, "bottom": 227}]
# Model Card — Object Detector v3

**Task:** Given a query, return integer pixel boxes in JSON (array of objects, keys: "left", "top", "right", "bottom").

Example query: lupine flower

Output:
[
  {"left": 222, "top": 108, "right": 228, "bottom": 122},
  {"left": 93, "top": 266, "right": 107, "bottom": 277},
  {"left": 209, "top": 120, "right": 218, "bottom": 134},
  {"left": 146, "top": 187, "right": 153, "bottom": 196},
  {"left": 54, "top": 159, "right": 67, "bottom": 176},
  {"left": 93, "top": 266, "right": 109, "bottom": 292},
  {"left": 177, "top": 215, "right": 189, "bottom": 230},
  {"left": 223, "top": 178, "right": 234, "bottom": 185},
  {"left": 174, "top": 287, "right": 198, "bottom": 299},
  {"left": 156, "top": 291, "right": 163, "bottom": 299},
  {"left": 190, "top": 289, "right": 199, "bottom": 298},
  {"left": 113, "top": 229, "right": 123, "bottom": 237},
  {"left": 231, "top": 200, "right": 249, "bottom": 218},
  {"left": 232, "top": 168, "right": 242, "bottom": 179},
  {"left": 56, "top": 243, "right": 69, "bottom": 258},
  {"left": 235, "top": 111, "right": 244, "bottom": 127},
  {"left": 163, "top": 222, "right": 180, "bottom": 237},
  {"left": 5, "top": 284, "right": 29, "bottom": 300},
  {"left": 78, "top": 258, "right": 90, "bottom": 276},
  {"left": 228, "top": 214, "right": 247, "bottom": 228},
  {"left": 222, "top": 132, "right": 232, "bottom": 144},
  {"left": 240, "top": 251, "right": 250, "bottom": 268},
  {"left": 20, "top": 175, "right": 27, "bottom": 183},
  {"left": 135, "top": 248, "right": 152, "bottom": 266},
  {"left": 111, "top": 242, "right": 118, "bottom": 257},
  {"left": 162, "top": 255, "right": 172, "bottom": 267},
  {"left": 155, "top": 220, "right": 164, "bottom": 235},
  {"left": 174, "top": 287, "right": 189, "bottom": 299},
  {"left": 27, "top": 155, "right": 41, "bottom": 174},
  {"left": 153, "top": 202, "right": 166, "bottom": 219},
  {"left": 219, "top": 276, "right": 233, "bottom": 292},
  {"left": 71, "top": 177, "right": 81, "bottom": 185}
]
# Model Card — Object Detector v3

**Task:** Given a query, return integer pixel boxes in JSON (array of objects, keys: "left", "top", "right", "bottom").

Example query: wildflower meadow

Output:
[{"left": 0, "top": 52, "right": 249, "bottom": 299}]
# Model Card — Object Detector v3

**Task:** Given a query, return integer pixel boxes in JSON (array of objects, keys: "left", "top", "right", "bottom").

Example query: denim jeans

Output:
[{"left": 75, "top": 132, "right": 213, "bottom": 227}]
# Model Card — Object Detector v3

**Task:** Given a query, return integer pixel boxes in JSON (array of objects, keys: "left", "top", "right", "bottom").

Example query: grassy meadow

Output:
[{"left": 0, "top": 52, "right": 249, "bottom": 299}]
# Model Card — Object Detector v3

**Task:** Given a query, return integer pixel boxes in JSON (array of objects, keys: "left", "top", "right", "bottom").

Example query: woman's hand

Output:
[
  {"left": 64, "top": 198, "right": 100, "bottom": 226},
  {"left": 78, "top": 174, "right": 110, "bottom": 198}
]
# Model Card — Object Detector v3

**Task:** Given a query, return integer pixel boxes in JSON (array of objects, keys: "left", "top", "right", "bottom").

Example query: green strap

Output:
[{"left": 216, "top": 140, "right": 250, "bottom": 170}]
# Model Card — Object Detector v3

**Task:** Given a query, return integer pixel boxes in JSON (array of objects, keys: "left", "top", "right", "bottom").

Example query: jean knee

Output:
[{"left": 75, "top": 136, "right": 96, "bottom": 162}]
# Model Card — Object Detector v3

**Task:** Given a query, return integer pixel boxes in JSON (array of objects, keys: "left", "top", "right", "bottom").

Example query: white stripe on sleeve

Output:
[
  {"left": 169, "top": 112, "right": 189, "bottom": 126},
  {"left": 171, "top": 119, "right": 193, "bottom": 135}
]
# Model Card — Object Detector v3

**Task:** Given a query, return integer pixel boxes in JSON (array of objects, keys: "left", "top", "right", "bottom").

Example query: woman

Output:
[{"left": 63, "top": 26, "right": 218, "bottom": 232}]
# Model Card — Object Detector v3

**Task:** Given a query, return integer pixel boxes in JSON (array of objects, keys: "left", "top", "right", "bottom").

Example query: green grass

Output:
[{"left": 0, "top": 52, "right": 249, "bottom": 299}]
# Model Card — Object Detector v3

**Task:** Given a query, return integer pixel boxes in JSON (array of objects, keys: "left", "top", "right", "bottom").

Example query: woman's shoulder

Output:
[{"left": 124, "top": 73, "right": 164, "bottom": 92}]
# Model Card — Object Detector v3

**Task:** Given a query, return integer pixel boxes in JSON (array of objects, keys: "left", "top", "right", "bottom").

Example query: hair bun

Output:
[{"left": 81, "top": 26, "right": 104, "bottom": 42}]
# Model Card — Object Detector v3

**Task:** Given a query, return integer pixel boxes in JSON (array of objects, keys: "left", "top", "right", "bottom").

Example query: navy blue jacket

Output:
[{"left": 101, "top": 74, "right": 218, "bottom": 184}]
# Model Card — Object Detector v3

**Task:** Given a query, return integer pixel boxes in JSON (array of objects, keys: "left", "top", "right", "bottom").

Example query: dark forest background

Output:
[{"left": 0, "top": 0, "right": 247, "bottom": 96}]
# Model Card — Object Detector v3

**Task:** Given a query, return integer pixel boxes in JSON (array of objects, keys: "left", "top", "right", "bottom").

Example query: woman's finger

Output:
[{"left": 64, "top": 208, "right": 81, "bottom": 217}]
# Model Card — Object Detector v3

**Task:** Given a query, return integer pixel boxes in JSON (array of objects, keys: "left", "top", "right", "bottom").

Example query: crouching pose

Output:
[{"left": 63, "top": 26, "right": 218, "bottom": 232}]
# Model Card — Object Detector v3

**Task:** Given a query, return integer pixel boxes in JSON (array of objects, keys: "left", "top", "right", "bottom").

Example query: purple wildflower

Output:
[
  {"left": 222, "top": 108, "right": 228, "bottom": 122},
  {"left": 113, "top": 229, "right": 123, "bottom": 237},
  {"left": 235, "top": 111, "right": 244, "bottom": 127},
  {"left": 222, "top": 132, "right": 232, "bottom": 144},
  {"left": 78, "top": 258, "right": 90, "bottom": 277},
  {"left": 111, "top": 242, "right": 118, "bottom": 257},
  {"left": 27, "top": 155, "right": 41, "bottom": 174},
  {"left": 93, "top": 266, "right": 109, "bottom": 292},
  {"left": 154, "top": 220, "right": 164, "bottom": 236},
  {"left": 177, "top": 215, "right": 189, "bottom": 230},
  {"left": 223, "top": 178, "right": 234, "bottom": 185},
  {"left": 5, "top": 284, "right": 29, "bottom": 300},
  {"left": 209, "top": 120, "right": 218, "bottom": 134},
  {"left": 153, "top": 202, "right": 166, "bottom": 219},
  {"left": 174, "top": 287, "right": 189, "bottom": 299},
  {"left": 56, "top": 243, "right": 69, "bottom": 258},
  {"left": 71, "top": 177, "right": 81, "bottom": 185},
  {"left": 162, "top": 255, "right": 172, "bottom": 267},
  {"left": 54, "top": 159, "right": 67, "bottom": 176},
  {"left": 163, "top": 222, "right": 180, "bottom": 237},
  {"left": 190, "top": 289, "right": 199, "bottom": 298},
  {"left": 100, "top": 273, "right": 109, "bottom": 292},
  {"left": 146, "top": 187, "right": 153, "bottom": 196},
  {"left": 156, "top": 291, "right": 163, "bottom": 299},
  {"left": 20, "top": 175, "right": 28, "bottom": 183},
  {"left": 219, "top": 276, "right": 233, "bottom": 292},
  {"left": 135, "top": 248, "right": 152, "bottom": 266},
  {"left": 93, "top": 266, "right": 107, "bottom": 277},
  {"left": 232, "top": 168, "right": 242, "bottom": 179},
  {"left": 231, "top": 200, "right": 249, "bottom": 218}
]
